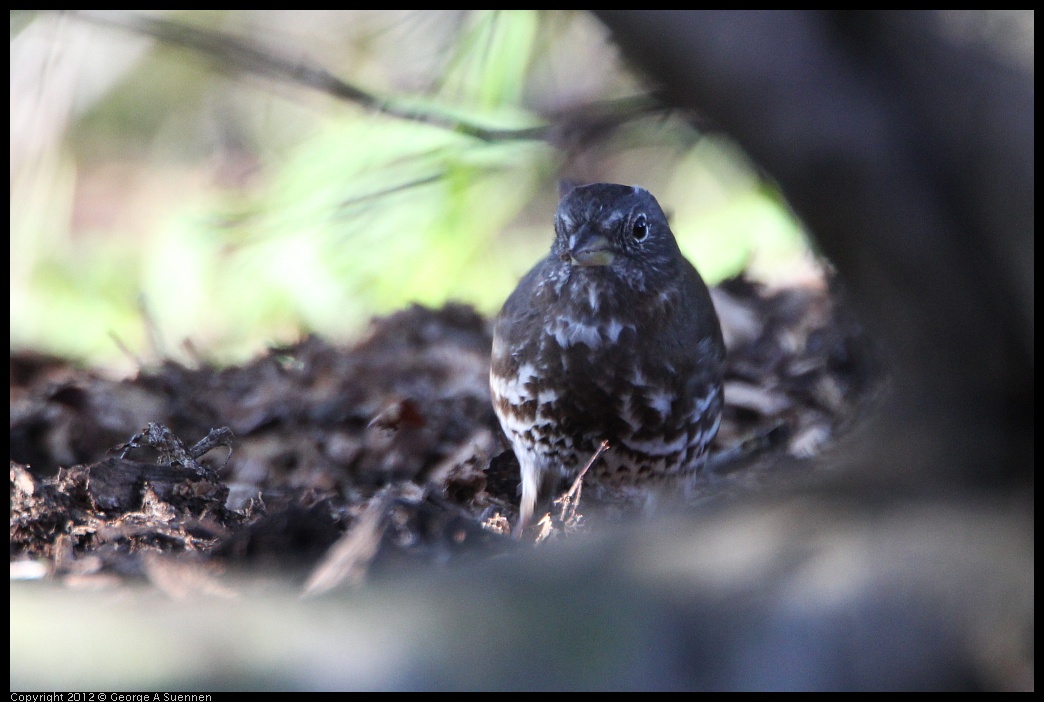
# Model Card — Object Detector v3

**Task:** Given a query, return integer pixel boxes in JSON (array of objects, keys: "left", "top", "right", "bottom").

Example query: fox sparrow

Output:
[{"left": 490, "top": 183, "right": 726, "bottom": 530}]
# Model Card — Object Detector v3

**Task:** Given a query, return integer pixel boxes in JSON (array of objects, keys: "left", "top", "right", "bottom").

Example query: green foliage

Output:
[{"left": 10, "top": 11, "right": 811, "bottom": 370}]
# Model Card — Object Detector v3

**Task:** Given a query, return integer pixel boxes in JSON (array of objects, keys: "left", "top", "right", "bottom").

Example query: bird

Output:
[{"left": 490, "top": 182, "right": 726, "bottom": 532}]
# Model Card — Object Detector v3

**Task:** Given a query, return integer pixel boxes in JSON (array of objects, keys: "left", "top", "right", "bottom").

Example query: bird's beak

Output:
[{"left": 568, "top": 232, "right": 615, "bottom": 267}]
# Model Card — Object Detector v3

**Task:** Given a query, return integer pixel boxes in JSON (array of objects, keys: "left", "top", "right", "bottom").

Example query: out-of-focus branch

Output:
[
  {"left": 65, "top": 10, "right": 667, "bottom": 150},
  {"left": 595, "top": 10, "right": 1033, "bottom": 489}
]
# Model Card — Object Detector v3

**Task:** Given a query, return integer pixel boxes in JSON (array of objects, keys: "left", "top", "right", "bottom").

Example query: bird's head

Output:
[{"left": 552, "top": 183, "right": 683, "bottom": 289}]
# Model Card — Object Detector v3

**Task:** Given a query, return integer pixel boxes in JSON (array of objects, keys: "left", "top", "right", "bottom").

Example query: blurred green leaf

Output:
[{"left": 10, "top": 11, "right": 813, "bottom": 370}]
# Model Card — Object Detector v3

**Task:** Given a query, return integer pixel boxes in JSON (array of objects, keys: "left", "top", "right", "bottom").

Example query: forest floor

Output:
[{"left": 11, "top": 269, "right": 881, "bottom": 596}]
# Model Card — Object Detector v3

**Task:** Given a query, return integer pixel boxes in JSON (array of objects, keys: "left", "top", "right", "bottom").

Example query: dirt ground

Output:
[{"left": 10, "top": 270, "right": 879, "bottom": 596}]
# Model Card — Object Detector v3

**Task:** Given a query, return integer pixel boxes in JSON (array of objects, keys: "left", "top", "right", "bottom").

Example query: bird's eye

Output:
[{"left": 631, "top": 214, "right": 649, "bottom": 241}]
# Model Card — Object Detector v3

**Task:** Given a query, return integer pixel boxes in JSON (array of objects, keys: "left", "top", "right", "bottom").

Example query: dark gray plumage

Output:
[{"left": 490, "top": 183, "right": 726, "bottom": 530}]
